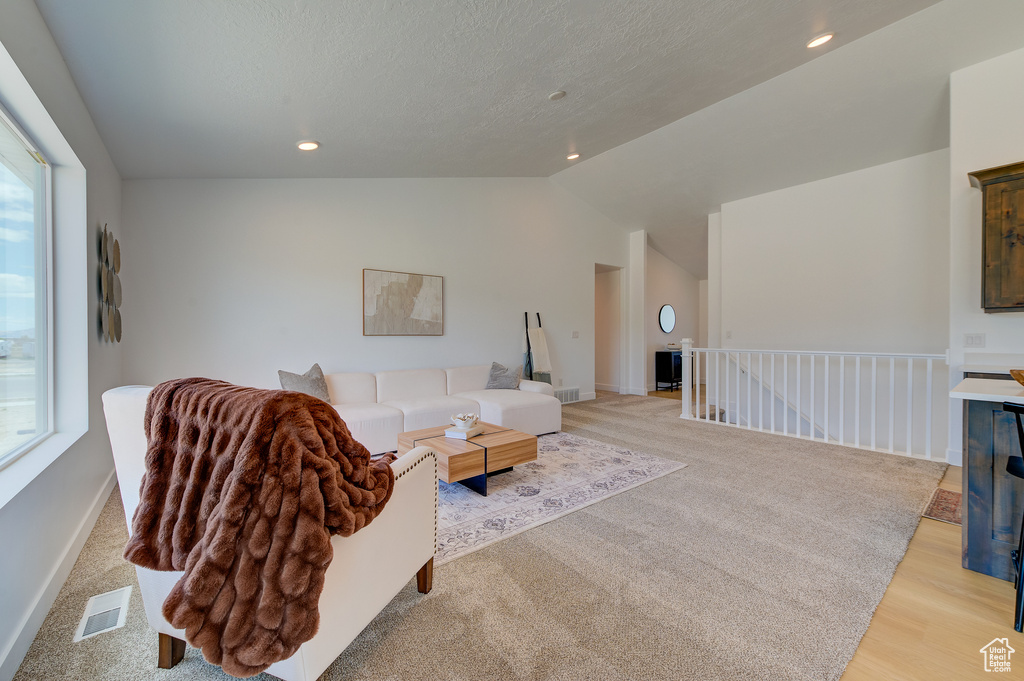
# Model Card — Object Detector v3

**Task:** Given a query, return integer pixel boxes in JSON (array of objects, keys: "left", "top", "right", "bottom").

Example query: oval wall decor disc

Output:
[{"left": 98, "top": 223, "right": 123, "bottom": 343}]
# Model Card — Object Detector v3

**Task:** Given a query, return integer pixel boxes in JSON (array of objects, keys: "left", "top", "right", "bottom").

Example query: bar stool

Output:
[{"left": 1003, "top": 401, "right": 1024, "bottom": 632}]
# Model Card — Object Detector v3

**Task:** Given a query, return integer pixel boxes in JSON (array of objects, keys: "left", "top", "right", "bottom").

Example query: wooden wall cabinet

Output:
[{"left": 968, "top": 161, "right": 1024, "bottom": 312}]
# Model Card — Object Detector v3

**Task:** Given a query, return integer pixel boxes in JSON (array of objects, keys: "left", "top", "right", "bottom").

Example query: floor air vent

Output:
[
  {"left": 73, "top": 586, "right": 132, "bottom": 642},
  {"left": 554, "top": 387, "right": 580, "bottom": 404}
]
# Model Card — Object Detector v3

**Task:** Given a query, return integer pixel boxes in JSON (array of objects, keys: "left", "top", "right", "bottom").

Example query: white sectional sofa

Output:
[{"left": 324, "top": 365, "right": 561, "bottom": 455}]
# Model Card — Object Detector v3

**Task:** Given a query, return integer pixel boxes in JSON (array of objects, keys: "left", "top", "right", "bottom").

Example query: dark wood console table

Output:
[
  {"left": 655, "top": 350, "right": 682, "bottom": 392},
  {"left": 952, "top": 375, "right": 1024, "bottom": 581}
]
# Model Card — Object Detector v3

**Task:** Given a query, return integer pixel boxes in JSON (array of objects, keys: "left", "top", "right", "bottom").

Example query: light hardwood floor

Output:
[{"left": 842, "top": 465, "right": 1022, "bottom": 680}]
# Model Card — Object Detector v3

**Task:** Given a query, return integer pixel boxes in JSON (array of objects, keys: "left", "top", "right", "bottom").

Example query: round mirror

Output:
[{"left": 658, "top": 304, "right": 676, "bottom": 333}]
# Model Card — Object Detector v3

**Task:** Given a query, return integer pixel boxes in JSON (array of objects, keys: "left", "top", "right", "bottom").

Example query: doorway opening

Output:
[{"left": 595, "top": 264, "right": 622, "bottom": 395}]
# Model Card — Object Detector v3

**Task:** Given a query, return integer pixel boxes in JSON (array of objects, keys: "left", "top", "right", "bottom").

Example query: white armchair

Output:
[{"left": 102, "top": 386, "right": 438, "bottom": 681}]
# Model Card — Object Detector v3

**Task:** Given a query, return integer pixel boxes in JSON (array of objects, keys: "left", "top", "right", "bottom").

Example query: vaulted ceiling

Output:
[{"left": 33, "top": 0, "right": 1024, "bottom": 276}]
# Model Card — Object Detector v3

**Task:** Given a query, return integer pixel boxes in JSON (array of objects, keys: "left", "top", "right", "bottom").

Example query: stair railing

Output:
[{"left": 678, "top": 341, "right": 948, "bottom": 460}]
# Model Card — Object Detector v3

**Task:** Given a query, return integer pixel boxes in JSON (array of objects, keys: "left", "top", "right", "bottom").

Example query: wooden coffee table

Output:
[{"left": 397, "top": 422, "right": 537, "bottom": 496}]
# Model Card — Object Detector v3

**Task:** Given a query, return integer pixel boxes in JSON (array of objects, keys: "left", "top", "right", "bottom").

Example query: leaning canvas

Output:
[{"left": 363, "top": 269, "right": 443, "bottom": 336}]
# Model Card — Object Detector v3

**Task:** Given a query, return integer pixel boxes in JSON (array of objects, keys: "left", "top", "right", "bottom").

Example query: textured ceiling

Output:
[{"left": 35, "top": 0, "right": 942, "bottom": 180}]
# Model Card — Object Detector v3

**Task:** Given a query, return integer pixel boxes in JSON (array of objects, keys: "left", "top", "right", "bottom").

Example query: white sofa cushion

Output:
[
  {"left": 445, "top": 365, "right": 490, "bottom": 394},
  {"left": 325, "top": 372, "right": 378, "bottom": 404},
  {"left": 376, "top": 369, "right": 447, "bottom": 402},
  {"left": 454, "top": 389, "right": 561, "bottom": 436},
  {"left": 384, "top": 395, "right": 480, "bottom": 432},
  {"left": 519, "top": 379, "right": 555, "bottom": 396},
  {"left": 333, "top": 402, "right": 404, "bottom": 455}
]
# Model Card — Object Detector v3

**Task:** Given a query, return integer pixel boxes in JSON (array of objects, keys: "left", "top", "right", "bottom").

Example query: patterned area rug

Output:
[
  {"left": 435, "top": 432, "right": 686, "bottom": 564},
  {"left": 923, "top": 488, "right": 962, "bottom": 525}
]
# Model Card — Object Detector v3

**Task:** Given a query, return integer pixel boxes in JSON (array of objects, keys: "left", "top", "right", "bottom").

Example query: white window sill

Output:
[{"left": 0, "top": 429, "right": 86, "bottom": 510}]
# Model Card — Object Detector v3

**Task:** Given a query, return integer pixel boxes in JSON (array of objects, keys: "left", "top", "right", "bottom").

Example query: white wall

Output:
[
  {"left": 706, "top": 150, "right": 951, "bottom": 459},
  {"left": 706, "top": 212, "right": 722, "bottom": 349},
  {"left": 645, "top": 245, "right": 699, "bottom": 390},
  {"left": 0, "top": 2, "right": 123, "bottom": 678},
  {"left": 624, "top": 230, "right": 647, "bottom": 395},
  {"left": 121, "top": 179, "right": 629, "bottom": 401},
  {"left": 715, "top": 150, "right": 949, "bottom": 354},
  {"left": 698, "top": 280, "right": 708, "bottom": 347},
  {"left": 947, "top": 46, "right": 1024, "bottom": 463},
  {"left": 697, "top": 279, "right": 708, "bottom": 384},
  {"left": 594, "top": 267, "right": 621, "bottom": 392}
]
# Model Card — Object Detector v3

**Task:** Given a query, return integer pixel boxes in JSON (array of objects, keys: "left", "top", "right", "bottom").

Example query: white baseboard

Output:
[
  {"left": 0, "top": 469, "right": 116, "bottom": 681},
  {"left": 580, "top": 391, "right": 597, "bottom": 402},
  {"left": 594, "top": 383, "right": 618, "bottom": 393},
  {"left": 946, "top": 448, "right": 963, "bottom": 467}
]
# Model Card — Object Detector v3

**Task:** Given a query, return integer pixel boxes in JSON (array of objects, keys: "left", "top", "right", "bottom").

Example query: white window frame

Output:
[
  {"left": 0, "top": 101, "right": 54, "bottom": 470},
  {"left": 0, "top": 39, "right": 88, "bottom": 511}
]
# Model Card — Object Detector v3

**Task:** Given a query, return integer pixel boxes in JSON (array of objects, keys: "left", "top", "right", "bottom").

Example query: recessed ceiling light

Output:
[
  {"left": 806, "top": 33, "right": 833, "bottom": 48},
  {"left": 567, "top": 153, "right": 580, "bottom": 161},
  {"left": 548, "top": 91, "right": 566, "bottom": 101},
  {"left": 297, "top": 140, "right": 319, "bottom": 151}
]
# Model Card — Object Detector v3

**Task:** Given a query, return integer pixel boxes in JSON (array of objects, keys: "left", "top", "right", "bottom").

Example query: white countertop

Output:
[
  {"left": 951, "top": 377, "right": 1024, "bottom": 404},
  {"left": 961, "top": 364, "right": 1014, "bottom": 375}
]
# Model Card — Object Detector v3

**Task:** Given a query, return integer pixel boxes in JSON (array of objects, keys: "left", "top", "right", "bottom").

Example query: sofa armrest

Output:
[
  {"left": 519, "top": 379, "right": 555, "bottom": 396},
  {"left": 389, "top": 445, "right": 438, "bottom": 480}
]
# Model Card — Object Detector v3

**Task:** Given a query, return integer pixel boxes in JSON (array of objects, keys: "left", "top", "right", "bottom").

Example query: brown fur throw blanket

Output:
[{"left": 124, "top": 378, "right": 395, "bottom": 677}]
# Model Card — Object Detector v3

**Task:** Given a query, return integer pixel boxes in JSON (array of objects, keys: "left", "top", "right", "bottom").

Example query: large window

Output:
[{"left": 0, "top": 107, "right": 49, "bottom": 466}]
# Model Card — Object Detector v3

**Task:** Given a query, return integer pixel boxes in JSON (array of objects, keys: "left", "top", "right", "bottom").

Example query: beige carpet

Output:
[{"left": 14, "top": 394, "right": 945, "bottom": 681}]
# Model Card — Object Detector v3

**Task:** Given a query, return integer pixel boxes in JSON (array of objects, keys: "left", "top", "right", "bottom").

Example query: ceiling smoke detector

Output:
[{"left": 548, "top": 91, "right": 566, "bottom": 101}]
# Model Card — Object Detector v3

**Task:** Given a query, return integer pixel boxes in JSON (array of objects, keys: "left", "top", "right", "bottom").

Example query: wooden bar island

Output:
[{"left": 951, "top": 377, "right": 1024, "bottom": 581}]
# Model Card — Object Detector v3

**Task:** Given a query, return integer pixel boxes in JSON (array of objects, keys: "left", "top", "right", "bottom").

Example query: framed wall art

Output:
[{"left": 363, "top": 269, "right": 443, "bottom": 336}]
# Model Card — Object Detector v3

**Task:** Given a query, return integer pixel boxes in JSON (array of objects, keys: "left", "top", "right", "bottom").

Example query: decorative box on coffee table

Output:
[{"left": 397, "top": 422, "right": 537, "bottom": 496}]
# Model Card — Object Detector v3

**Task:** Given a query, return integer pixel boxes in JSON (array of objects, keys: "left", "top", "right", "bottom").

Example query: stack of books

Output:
[{"left": 444, "top": 425, "right": 483, "bottom": 439}]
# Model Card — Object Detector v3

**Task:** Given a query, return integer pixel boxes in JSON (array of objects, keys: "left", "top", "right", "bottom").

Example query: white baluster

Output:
[
  {"left": 716, "top": 352, "right": 721, "bottom": 425},
  {"left": 824, "top": 356, "right": 830, "bottom": 442},
  {"left": 810, "top": 355, "right": 816, "bottom": 441},
  {"left": 888, "top": 357, "right": 895, "bottom": 454},
  {"left": 796, "top": 354, "right": 802, "bottom": 437},
  {"left": 725, "top": 353, "right": 730, "bottom": 427},
  {"left": 855, "top": 356, "right": 861, "bottom": 448},
  {"left": 758, "top": 353, "right": 764, "bottom": 431},
  {"left": 906, "top": 358, "right": 914, "bottom": 456},
  {"left": 871, "top": 357, "right": 877, "bottom": 450},
  {"left": 784, "top": 354, "right": 789, "bottom": 437},
  {"left": 680, "top": 339, "right": 693, "bottom": 419},
  {"left": 749, "top": 352, "right": 757, "bottom": 428},
  {"left": 926, "top": 358, "right": 933, "bottom": 459},
  {"left": 839, "top": 356, "right": 845, "bottom": 445}
]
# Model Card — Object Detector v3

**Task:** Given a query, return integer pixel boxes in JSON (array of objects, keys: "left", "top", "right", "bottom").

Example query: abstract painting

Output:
[{"left": 363, "top": 269, "right": 443, "bottom": 336}]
